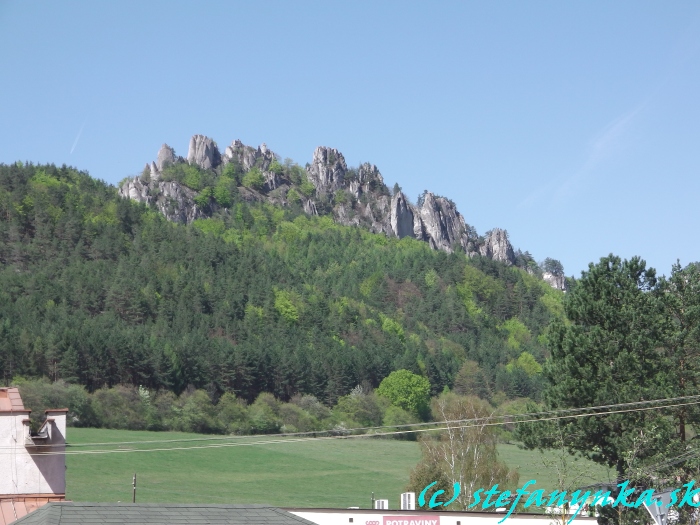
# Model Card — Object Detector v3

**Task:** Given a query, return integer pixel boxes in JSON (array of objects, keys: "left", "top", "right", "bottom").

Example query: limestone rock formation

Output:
[
  {"left": 302, "top": 198, "right": 318, "bottom": 216},
  {"left": 414, "top": 193, "right": 473, "bottom": 253},
  {"left": 148, "top": 162, "right": 159, "bottom": 181},
  {"left": 119, "top": 176, "right": 204, "bottom": 223},
  {"left": 121, "top": 173, "right": 152, "bottom": 203},
  {"left": 543, "top": 272, "right": 567, "bottom": 291},
  {"left": 224, "top": 139, "right": 257, "bottom": 171},
  {"left": 362, "top": 194, "right": 391, "bottom": 235},
  {"left": 307, "top": 146, "right": 346, "bottom": 194},
  {"left": 119, "top": 134, "right": 563, "bottom": 289},
  {"left": 479, "top": 228, "right": 516, "bottom": 265},
  {"left": 390, "top": 192, "right": 414, "bottom": 239},
  {"left": 223, "top": 140, "right": 277, "bottom": 172},
  {"left": 156, "top": 144, "right": 177, "bottom": 172},
  {"left": 187, "top": 135, "right": 221, "bottom": 170},
  {"left": 346, "top": 163, "right": 385, "bottom": 199}
]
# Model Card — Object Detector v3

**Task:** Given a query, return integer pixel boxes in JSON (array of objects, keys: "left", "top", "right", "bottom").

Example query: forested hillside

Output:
[{"left": 0, "top": 162, "right": 562, "bottom": 407}]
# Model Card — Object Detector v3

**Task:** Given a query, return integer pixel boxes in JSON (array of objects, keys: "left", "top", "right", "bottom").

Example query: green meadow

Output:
[{"left": 65, "top": 428, "right": 614, "bottom": 507}]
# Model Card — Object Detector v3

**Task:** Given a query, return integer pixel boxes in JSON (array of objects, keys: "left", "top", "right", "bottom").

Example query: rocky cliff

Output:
[
  {"left": 187, "top": 135, "right": 221, "bottom": 170},
  {"left": 307, "top": 146, "right": 347, "bottom": 195},
  {"left": 119, "top": 134, "right": 572, "bottom": 285},
  {"left": 479, "top": 228, "right": 516, "bottom": 265},
  {"left": 119, "top": 171, "right": 205, "bottom": 223},
  {"left": 542, "top": 272, "right": 567, "bottom": 291}
]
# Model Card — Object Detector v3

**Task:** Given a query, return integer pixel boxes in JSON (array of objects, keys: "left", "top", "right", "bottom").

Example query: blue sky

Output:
[{"left": 1, "top": 1, "right": 699, "bottom": 277}]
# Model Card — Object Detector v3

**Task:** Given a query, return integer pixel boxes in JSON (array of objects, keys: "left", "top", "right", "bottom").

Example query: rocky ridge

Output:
[{"left": 119, "top": 134, "right": 566, "bottom": 288}]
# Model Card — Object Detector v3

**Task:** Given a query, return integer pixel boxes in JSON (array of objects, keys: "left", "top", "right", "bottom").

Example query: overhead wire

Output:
[
  {"left": 577, "top": 447, "right": 700, "bottom": 490},
  {"left": 11, "top": 396, "right": 700, "bottom": 457},
  {"left": 6, "top": 393, "right": 700, "bottom": 450}
]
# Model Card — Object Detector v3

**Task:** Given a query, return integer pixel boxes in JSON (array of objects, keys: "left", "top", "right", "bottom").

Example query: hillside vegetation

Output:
[{"left": 0, "top": 162, "right": 563, "bottom": 413}]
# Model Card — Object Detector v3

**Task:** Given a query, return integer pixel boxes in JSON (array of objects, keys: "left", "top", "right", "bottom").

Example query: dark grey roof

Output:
[{"left": 11, "top": 503, "right": 321, "bottom": 525}]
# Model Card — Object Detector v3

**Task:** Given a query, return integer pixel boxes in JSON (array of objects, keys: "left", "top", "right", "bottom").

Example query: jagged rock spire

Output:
[
  {"left": 307, "top": 146, "right": 347, "bottom": 194},
  {"left": 187, "top": 135, "right": 221, "bottom": 170}
]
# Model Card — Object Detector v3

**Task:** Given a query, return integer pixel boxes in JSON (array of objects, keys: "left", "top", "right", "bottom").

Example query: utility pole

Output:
[{"left": 132, "top": 473, "right": 137, "bottom": 503}]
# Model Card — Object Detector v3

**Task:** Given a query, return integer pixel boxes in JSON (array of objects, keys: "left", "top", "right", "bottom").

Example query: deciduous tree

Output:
[{"left": 408, "top": 394, "right": 517, "bottom": 510}]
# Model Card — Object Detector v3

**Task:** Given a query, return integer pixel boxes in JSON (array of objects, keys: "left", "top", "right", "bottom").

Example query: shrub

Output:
[
  {"left": 215, "top": 393, "right": 248, "bottom": 433},
  {"left": 213, "top": 176, "right": 237, "bottom": 207},
  {"left": 175, "top": 390, "right": 223, "bottom": 434},
  {"left": 91, "top": 385, "right": 148, "bottom": 430},
  {"left": 279, "top": 403, "right": 318, "bottom": 433},
  {"left": 291, "top": 394, "right": 332, "bottom": 420},
  {"left": 382, "top": 405, "right": 418, "bottom": 440},
  {"left": 248, "top": 394, "right": 282, "bottom": 434},
  {"left": 193, "top": 187, "right": 212, "bottom": 208},
  {"left": 333, "top": 189, "right": 348, "bottom": 205},
  {"left": 286, "top": 187, "right": 300, "bottom": 203},
  {"left": 242, "top": 168, "right": 265, "bottom": 191},
  {"left": 268, "top": 160, "right": 284, "bottom": 175},
  {"left": 334, "top": 389, "right": 388, "bottom": 427},
  {"left": 376, "top": 370, "right": 431, "bottom": 419}
]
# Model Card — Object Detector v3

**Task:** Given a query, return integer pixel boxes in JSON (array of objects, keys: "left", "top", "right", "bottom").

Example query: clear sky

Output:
[{"left": 1, "top": 1, "right": 699, "bottom": 277}]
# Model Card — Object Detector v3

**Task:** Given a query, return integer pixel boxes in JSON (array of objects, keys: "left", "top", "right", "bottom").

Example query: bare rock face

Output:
[
  {"left": 187, "top": 135, "right": 221, "bottom": 170},
  {"left": 307, "top": 146, "right": 346, "bottom": 194},
  {"left": 347, "top": 163, "right": 386, "bottom": 200},
  {"left": 120, "top": 172, "right": 152, "bottom": 204},
  {"left": 302, "top": 199, "right": 318, "bottom": 216},
  {"left": 258, "top": 143, "right": 277, "bottom": 169},
  {"left": 390, "top": 192, "right": 415, "bottom": 239},
  {"left": 543, "top": 272, "right": 567, "bottom": 291},
  {"left": 415, "top": 193, "right": 472, "bottom": 253},
  {"left": 118, "top": 177, "right": 204, "bottom": 223},
  {"left": 148, "top": 161, "right": 160, "bottom": 181},
  {"left": 224, "top": 139, "right": 257, "bottom": 171},
  {"left": 365, "top": 194, "right": 391, "bottom": 234},
  {"left": 223, "top": 140, "right": 277, "bottom": 172},
  {"left": 155, "top": 181, "right": 205, "bottom": 223},
  {"left": 121, "top": 134, "right": 565, "bottom": 288},
  {"left": 479, "top": 228, "right": 516, "bottom": 265},
  {"left": 156, "top": 144, "right": 177, "bottom": 172}
]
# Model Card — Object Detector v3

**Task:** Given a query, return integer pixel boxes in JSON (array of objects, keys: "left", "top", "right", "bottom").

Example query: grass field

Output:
[{"left": 65, "top": 428, "right": 614, "bottom": 507}]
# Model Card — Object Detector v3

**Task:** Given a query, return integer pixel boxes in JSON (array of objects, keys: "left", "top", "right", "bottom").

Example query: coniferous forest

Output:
[{"left": 0, "top": 162, "right": 561, "bottom": 429}]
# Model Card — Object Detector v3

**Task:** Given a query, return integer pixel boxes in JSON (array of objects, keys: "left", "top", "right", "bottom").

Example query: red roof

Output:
[
  {"left": 0, "top": 388, "right": 27, "bottom": 413},
  {"left": 0, "top": 495, "right": 66, "bottom": 525}
]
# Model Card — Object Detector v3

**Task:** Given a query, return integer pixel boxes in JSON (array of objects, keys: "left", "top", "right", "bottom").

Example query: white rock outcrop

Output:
[
  {"left": 543, "top": 272, "right": 567, "bottom": 291},
  {"left": 118, "top": 176, "right": 205, "bottom": 223},
  {"left": 307, "top": 146, "right": 346, "bottom": 194},
  {"left": 187, "top": 135, "right": 221, "bottom": 170},
  {"left": 118, "top": 135, "right": 560, "bottom": 286},
  {"left": 156, "top": 144, "right": 177, "bottom": 172},
  {"left": 223, "top": 139, "right": 277, "bottom": 172},
  {"left": 390, "top": 192, "right": 414, "bottom": 239},
  {"left": 479, "top": 228, "right": 516, "bottom": 265},
  {"left": 415, "top": 193, "right": 473, "bottom": 253}
]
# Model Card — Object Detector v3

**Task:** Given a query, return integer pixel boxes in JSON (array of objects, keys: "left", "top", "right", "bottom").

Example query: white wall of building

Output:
[
  {"left": 287, "top": 508, "right": 597, "bottom": 525},
  {"left": 0, "top": 404, "right": 66, "bottom": 496}
]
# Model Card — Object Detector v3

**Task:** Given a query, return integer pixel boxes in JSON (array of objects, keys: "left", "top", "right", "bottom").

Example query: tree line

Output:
[
  {"left": 14, "top": 370, "right": 429, "bottom": 436},
  {"left": 0, "top": 162, "right": 561, "bottom": 407}
]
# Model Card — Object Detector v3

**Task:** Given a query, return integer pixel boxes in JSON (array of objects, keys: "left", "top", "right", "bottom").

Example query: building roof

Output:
[
  {"left": 0, "top": 497, "right": 65, "bottom": 525},
  {"left": 10, "top": 503, "right": 322, "bottom": 525},
  {"left": 0, "top": 388, "right": 26, "bottom": 413}
]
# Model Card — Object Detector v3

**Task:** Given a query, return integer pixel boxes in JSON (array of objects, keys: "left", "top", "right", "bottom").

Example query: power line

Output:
[
  {"left": 578, "top": 448, "right": 700, "bottom": 490},
  {"left": 11, "top": 397, "right": 700, "bottom": 457},
  {"left": 7, "top": 393, "right": 700, "bottom": 450}
]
